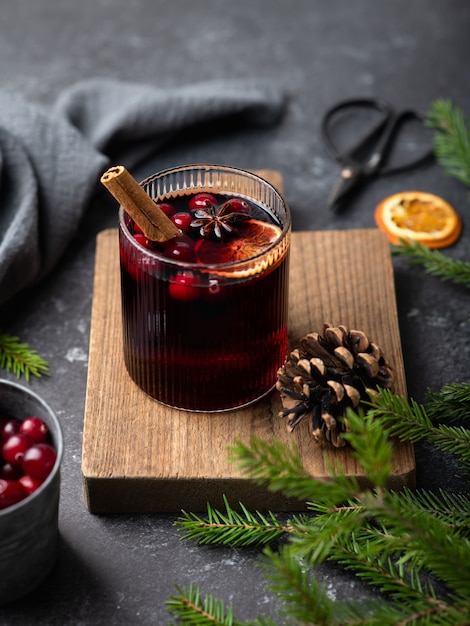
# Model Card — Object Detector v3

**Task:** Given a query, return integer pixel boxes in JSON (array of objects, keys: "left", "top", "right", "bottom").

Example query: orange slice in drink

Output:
[
  {"left": 195, "top": 219, "right": 282, "bottom": 264},
  {"left": 374, "top": 191, "right": 462, "bottom": 248}
]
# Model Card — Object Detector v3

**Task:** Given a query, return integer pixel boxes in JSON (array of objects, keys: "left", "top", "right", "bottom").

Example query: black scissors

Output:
[{"left": 321, "top": 98, "right": 434, "bottom": 210}]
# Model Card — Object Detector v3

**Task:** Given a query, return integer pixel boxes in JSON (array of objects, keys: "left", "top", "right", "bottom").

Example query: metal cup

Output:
[{"left": 0, "top": 379, "right": 63, "bottom": 605}]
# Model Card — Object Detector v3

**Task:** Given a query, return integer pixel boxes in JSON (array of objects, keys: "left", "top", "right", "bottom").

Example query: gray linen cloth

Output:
[{"left": 0, "top": 78, "right": 286, "bottom": 306}]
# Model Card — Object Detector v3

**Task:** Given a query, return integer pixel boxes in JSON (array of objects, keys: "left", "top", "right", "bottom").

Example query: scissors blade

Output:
[{"left": 327, "top": 166, "right": 364, "bottom": 209}]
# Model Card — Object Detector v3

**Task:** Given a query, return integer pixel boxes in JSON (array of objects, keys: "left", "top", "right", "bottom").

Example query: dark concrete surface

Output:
[{"left": 0, "top": 1, "right": 469, "bottom": 623}]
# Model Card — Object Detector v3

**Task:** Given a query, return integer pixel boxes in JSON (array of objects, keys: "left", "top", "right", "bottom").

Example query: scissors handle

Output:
[
  {"left": 321, "top": 97, "right": 392, "bottom": 168},
  {"left": 322, "top": 98, "right": 432, "bottom": 174},
  {"left": 321, "top": 98, "right": 434, "bottom": 209},
  {"left": 373, "top": 109, "right": 433, "bottom": 175}
]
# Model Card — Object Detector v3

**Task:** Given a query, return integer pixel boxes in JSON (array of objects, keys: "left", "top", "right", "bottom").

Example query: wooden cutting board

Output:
[{"left": 82, "top": 171, "right": 415, "bottom": 514}]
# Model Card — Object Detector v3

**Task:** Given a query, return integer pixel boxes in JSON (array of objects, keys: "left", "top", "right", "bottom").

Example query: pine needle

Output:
[
  {"left": 395, "top": 487, "right": 470, "bottom": 535},
  {"left": 171, "top": 385, "right": 470, "bottom": 624},
  {"left": 166, "top": 583, "right": 236, "bottom": 625},
  {"left": 0, "top": 331, "right": 49, "bottom": 380},
  {"left": 175, "top": 496, "right": 293, "bottom": 547},
  {"left": 258, "top": 546, "right": 334, "bottom": 625},
  {"left": 426, "top": 98, "right": 470, "bottom": 188},
  {"left": 426, "top": 382, "right": 470, "bottom": 423},
  {"left": 366, "top": 388, "right": 470, "bottom": 471},
  {"left": 392, "top": 239, "right": 470, "bottom": 286},
  {"left": 394, "top": 99, "right": 470, "bottom": 291},
  {"left": 230, "top": 436, "right": 356, "bottom": 508}
]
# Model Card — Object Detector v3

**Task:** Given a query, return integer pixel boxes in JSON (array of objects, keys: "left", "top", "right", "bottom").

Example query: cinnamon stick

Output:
[{"left": 100, "top": 165, "right": 179, "bottom": 242}]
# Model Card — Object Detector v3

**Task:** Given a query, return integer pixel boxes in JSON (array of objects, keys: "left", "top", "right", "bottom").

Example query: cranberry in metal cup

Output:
[
  {"left": 0, "top": 379, "right": 63, "bottom": 604},
  {"left": 116, "top": 164, "right": 292, "bottom": 412}
]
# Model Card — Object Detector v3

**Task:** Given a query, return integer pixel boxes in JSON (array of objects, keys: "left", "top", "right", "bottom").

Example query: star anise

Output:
[{"left": 190, "top": 199, "right": 251, "bottom": 240}]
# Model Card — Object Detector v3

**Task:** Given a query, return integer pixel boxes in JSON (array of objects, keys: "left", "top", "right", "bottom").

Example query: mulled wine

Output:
[{"left": 119, "top": 165, "right": 291, "bottom": 411}]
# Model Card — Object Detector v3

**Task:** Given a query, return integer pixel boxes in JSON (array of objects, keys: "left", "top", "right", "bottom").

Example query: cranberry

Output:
[
  {"left": 20, "top": 416, "right": 49, "bottom": 444},
  {"left": 22, "top": 444, "right": 57, "bottom": 481},
  {"left": 171, "top": 212, "right": 193, "bottom": 233},
  {"left": 0, "top": 463, "right": 23, "bottom": 480},
  {"left": 224, "top": 198, "right": 252, "bottom": 214},
  {"left": 0, "top": 412, "right": 57, "bottom": 510},
  {"left": 169, "top": 271, "right": 201, "bottom": 301},
  {"left": 163, "top": 236, "right": 196, "bottom": 263},
  {"left": 188, "top": 193, "right": 218, "bottom": 211},
  {"left": 2, "top": 433, "right": 34, "bottom": 467},
  {"left": 0, "top": 479, "right": 26, "bottom": 510},
  {"left": 0, "top": 416, "right": 8, "bottom": 440},
  {"left": 133, "top": 233, "right": 153, "bottom": 249},
  {"left": 123, "top": 243, "right": 162, "bottom": 282},
  {"left": 156, "top": 202, "right": 176, "bottom": 218},
  {"left": 19, "top": 474, "right": 43, "bottom": 496},
  {"left": 124, "top": 212, "right": 133, "bottom": 229},
  {"left": 2, "top": 418, "right": 21, "bottom": 441}
]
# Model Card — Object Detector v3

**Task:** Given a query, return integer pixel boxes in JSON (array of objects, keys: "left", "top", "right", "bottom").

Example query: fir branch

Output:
[
  {"left": 396, "top": 487, "right": 470, "bottom": 535},
  {"left": 167, "top": 584, "right": 278, "bottom": 626},
  {"left": 321, "top": 494, "right": 470, "bottom": 615},
  {"left": 258, "top": 546, "right": 334, "bottom": 626},
  {"left": 364, "top": 389, "right": 433, "bottom": 443},
  {"left": 366, "top": 389, "right": 470, "bottom": 471},
  {"left": 230, "top": 436, "right": 357, "bottom": 508},
  {"left": 288, "top": 504, "right": 366, "bottom": 567},
  {"left": 392, "top": 239, "right": 470, "bottom": 286},
  {"left": 166, "top": 583, "right": 237, "bottom": 625},
  {"left": 0, "top": 331, "right": 49, "bottom": 380},
  {"left": 426, "top": 382, "right": 470, "bottom": 423},
  {"left": 330, "top": 531, "right": 442, "bottom": 613},
  {"left": 175, "top": 496, "right": 295, "bottom": 547},
  {"left": 341, "top": 409, "right": 394, "bottom": 488},
  {"left": 331, "top": 597, "right": 408, "bottom": 626},
  {"left": 172, "top": 403, "right": 470, "bottom": 625},
  {"left": 427, "top": 423, "right": 470, "bottom": 466},
  {"left": 374, "top": 497, "right": 470, "bottom": 600},
  {"left": 425, "top": 98, "right": 470, "bottom": 188}
]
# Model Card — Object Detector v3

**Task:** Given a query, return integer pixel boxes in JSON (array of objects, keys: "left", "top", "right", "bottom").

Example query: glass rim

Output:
[{"left": 119, "top": 164, "right": 292, "bottom": 272}]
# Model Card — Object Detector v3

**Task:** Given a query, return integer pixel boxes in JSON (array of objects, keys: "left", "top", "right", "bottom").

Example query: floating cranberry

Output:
[
  {"left": 163, "top": 236, "right": 196, "bottom": 263},
  {"left": 133, "top": 233, "right": 153, "bottom": 249},
  {"left": 169, "top": 271, "right": 201, "bottom": 301},
  {"left": 2, "top": 433, "right": 34, "bottom": 467},
  {"left": 22, "top": 444, "right": 57, "bottom": 481},
  {"left": 123, "top": 245, "right": 162, "bottom": 282},
  {"left": 224, "top": 198, "right": 252, "bottom": 214},
  {"left": 156, "top": 202, "right": 176, "bottom": 217},
  {"left": 171, "top": 212, "right": 193, "bottom": 233},
  {"left": 20, "top": 416, "right": 49, "bottom": 444},
  {"left": 188, "top": 192, "right": 218, "bottom": 211},
  {"left": 0, "top": 479, "right": 26, "bottom": 510}
]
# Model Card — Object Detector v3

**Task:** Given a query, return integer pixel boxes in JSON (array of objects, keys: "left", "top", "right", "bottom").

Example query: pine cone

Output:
[{"left": 276, "top": 323, "right": 394, "bottom": 447}]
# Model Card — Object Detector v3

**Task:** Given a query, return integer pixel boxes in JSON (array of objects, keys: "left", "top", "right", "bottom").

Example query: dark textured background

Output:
[{"left": 0, "top": 1, "right": 469, "bottom": 623}]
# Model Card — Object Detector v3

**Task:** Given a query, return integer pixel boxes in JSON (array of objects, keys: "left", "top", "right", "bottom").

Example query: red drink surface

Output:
[{"left": 119, "top": 192, "right": 290, "bottom": 411}]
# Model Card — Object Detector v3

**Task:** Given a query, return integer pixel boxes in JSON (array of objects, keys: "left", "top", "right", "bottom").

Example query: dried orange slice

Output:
[
  {"left": 195, "top": 218, "right": 282, "bottom": 264},
  {"left": 374, "top": 191, "right": 462, "bottom": 248}
]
